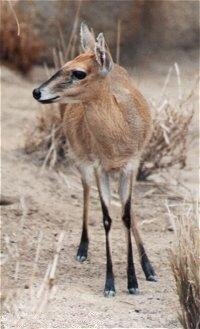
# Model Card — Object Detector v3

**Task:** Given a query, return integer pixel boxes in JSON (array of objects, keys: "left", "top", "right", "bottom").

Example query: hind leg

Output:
[
  {"left": 132, "top": 221, "right": 157, "bottom": 282},
  {"left": 119, "top": 161, "right": 157, "bottom": 285},
  {"left": 119, "top": 168, "right": 139, "bottom": 294}
]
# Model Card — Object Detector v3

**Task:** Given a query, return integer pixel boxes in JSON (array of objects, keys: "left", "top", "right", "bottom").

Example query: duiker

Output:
[{"left": 33, "top": 23, "right": 157, "bottom": 297}]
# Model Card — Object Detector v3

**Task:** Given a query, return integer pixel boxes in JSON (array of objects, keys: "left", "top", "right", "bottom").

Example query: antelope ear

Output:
[
  {"left": 80, "top": 22, "right": 96, "bottom": 52},
  {"left": 95, "top": 33, "right": 113, "bottom": 76}
]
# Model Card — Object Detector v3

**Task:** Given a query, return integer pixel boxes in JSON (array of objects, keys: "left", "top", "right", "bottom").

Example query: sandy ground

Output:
[{"left": 1, "top": 52, "right": 198, "bottom": 329}]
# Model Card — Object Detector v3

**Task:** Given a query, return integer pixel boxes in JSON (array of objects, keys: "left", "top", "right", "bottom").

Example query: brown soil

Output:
[{"left": 1, "top": 55, "right": 198, "bottom": 328}]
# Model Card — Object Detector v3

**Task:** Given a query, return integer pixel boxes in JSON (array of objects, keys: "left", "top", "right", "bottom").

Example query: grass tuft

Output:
[{"left": 170, "top": 205, "right": 200, "bottom": 329}]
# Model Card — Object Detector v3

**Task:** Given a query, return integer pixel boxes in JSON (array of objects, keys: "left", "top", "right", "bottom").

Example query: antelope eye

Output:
[{"left": 72, "top": 70, "right": 87, "bottom": 80}]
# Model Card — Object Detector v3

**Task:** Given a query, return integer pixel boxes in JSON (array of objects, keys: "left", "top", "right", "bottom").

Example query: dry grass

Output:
[
  {"left": 3, "top": 229, "right": 65, "bottom": 328},
  {"left": 137, "top": 63, "right": 196, "bottom": 180},
  {"left": 170, "top": 204, "right": 200, "bottom": 329},
  {"left": 24, "top": 104, "right": 67, "bottom": 169},
  {"left": 2, "top": 195, "right": 65, "bottom": 326},
  {"left": 137, "top": 91, "right": 194, "bottom": 180},
  {"left": 0, "top": 1, "right": 43, "bottom": 73}
]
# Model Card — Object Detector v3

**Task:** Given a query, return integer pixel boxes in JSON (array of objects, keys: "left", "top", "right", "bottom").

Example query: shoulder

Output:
[{"left": 110, "top": 64, "right": 151, "bottom": 124}]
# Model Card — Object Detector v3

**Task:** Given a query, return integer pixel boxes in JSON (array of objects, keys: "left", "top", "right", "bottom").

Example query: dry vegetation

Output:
[
  {"left": 24, "top": 103, "right": 67, "bottom": 168},
  {"left": 170, "top": 205, "right": 200, "bottom": 329},
  {"left": 137, "top": 67, "right": 196, "bottom": 180},
  {"left": 0, "top": 1, "right": 43, "bottom": 73}
]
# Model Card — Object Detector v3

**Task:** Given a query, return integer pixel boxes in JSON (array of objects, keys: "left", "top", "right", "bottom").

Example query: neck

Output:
[
  {"left": 85, "top": 87, "right": 116, "bottom": 120},
  {"left": 84, "top": 76, "right": 112, "bottom": 104},
  {"left": 83, "top": 80, "right": 127, "bottom": 143}
]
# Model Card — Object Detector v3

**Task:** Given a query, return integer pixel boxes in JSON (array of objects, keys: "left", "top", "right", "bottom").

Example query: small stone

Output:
[{"left": 71, "top": 194, "right": 77, "bottom": 199}]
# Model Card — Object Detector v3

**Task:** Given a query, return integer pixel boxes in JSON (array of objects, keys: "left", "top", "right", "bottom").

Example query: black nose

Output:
[{"left": 33, "top": 88, "right": 41, "bottom": 100}]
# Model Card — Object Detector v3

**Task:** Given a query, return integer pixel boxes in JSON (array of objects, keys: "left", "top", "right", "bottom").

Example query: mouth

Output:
[{"left": 38, "top": 96, "right": 60, "bottom": 104}]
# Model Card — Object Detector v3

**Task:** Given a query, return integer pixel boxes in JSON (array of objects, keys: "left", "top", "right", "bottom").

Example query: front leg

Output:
[
  {"left": 76, "top": 178, "right": 90, "bottom": 262},
  {"left": 95, "top": 168, "right": 115, "bottom": 297},
  {"left": 76, "top": 166, "right": 92, "bottom": 262}
]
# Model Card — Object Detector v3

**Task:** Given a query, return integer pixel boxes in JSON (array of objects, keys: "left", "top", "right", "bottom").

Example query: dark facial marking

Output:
[{"left": 40, "top": 69, "right": 63, "bottom": 89}]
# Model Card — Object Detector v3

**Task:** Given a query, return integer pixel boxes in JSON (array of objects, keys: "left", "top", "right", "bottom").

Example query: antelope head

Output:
[{"left": 33, "top": 23, "right": 113, "bottom": 104}]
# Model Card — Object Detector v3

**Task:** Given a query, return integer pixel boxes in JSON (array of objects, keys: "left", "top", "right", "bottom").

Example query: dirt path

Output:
[{"left": 1, "top": 58, "right": 198, "bottom": 328}]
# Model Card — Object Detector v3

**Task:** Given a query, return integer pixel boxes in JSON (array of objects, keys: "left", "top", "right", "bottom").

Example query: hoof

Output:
[
  {"left": 147, "top": 275, "right": 158, "bottom": 282},
  {"left": 104, "top": 289, "right": 116, "bottom": 297},
  {"left": 129, "top": 287, "right": 139, "bottom": 295},
  {"left": 76, "top": 254, "right": 87, "bottom": 262}
]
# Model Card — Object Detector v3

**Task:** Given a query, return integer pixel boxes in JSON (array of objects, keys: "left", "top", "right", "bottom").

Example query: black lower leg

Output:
[
  {"left": 104, "top": 233, "right": 115, "bottom": 296},
  {"left": 127, "top": 231, "right": 139, "bottom": 294},
  {"left": 76, "top": 181, "right": 89, "bottom": 262},
  {"left": 76, "top": 223, "right": 89, "bottom": 262},
  {"left": 101, "top": 198, "right": 115, "bottom": 297},
  {"left": 123, "top": 196, "right": 139, "bottom": 294},
  {"left": 138, "top": 243, "right": 157, "bottom": 281}
]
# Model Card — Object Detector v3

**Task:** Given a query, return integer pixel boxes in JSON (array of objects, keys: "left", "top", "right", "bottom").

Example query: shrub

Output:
[{"left": 0, "top": 0, "right": 43, "bottom": 73}]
